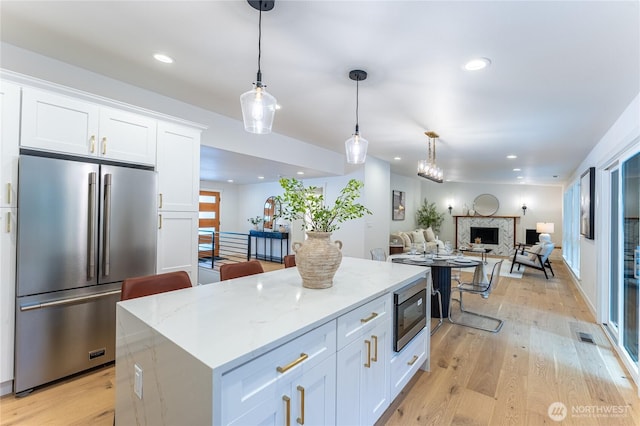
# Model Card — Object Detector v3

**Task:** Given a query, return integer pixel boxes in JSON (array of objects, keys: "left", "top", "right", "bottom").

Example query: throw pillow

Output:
[
  {"left": 398, "top": 232, "right": 412, "bottom": 248},
  {"left": 528, "top": 244, "right": 542, "bottom": 261},
  {"left": 411, "top": 230, "right": 426, "bottom": 244},
  {"left": 425, "top": 227, "right": 436, "bottom": 242}
]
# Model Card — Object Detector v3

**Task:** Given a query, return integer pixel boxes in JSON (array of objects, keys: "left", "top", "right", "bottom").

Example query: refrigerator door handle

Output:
[
  {"left": 103, "top": 173, "right": 112, "bottom": 277},
  {"left": 20, "top": 290, "right": 122, "bottom": 311},
  {"left": 88, "top": 172, "right": 97, "bottom": 279}
]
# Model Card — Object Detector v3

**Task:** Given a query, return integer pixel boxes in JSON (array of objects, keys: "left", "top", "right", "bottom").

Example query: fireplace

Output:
[{"left": 470, "top": 227, "right": 499, "bottom": 245}]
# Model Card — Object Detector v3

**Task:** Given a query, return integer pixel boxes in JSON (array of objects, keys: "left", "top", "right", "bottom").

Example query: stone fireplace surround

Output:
[{"left": 454, "top": 216, "right": 518, "bottom": 256}]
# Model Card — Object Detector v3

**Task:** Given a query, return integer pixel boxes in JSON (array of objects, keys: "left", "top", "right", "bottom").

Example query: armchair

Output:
[{"left": 510, "top": 234, "right": 555, "bottom": 279}]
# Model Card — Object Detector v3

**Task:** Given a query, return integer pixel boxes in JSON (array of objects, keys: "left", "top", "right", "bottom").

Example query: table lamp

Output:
[{"left": 536, "top": 222, "right": 555, "bottom": 240}]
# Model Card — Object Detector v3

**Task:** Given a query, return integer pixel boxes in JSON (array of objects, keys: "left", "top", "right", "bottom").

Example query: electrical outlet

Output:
[{"left": 134, "top": 364, "right": 143, "bottom": 399}]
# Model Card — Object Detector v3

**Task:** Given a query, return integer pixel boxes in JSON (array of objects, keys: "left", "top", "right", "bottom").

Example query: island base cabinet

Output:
[
  {"left": 336, "top": 319, "right": 390, "bottom": 426},
  {"left": 389, "top": 328, "right": 427, "bottom": 401},
  {"left": 227, "top": 354, "right": 336, "bottom": 426},
  {"left": 221, "top": 320, "right": 336, "bottom": 426}
]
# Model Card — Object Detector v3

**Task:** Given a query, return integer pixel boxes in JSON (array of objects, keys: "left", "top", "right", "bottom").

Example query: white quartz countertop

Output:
[{"left": 117, "top": 257, "right": 427, "bottom": 372}]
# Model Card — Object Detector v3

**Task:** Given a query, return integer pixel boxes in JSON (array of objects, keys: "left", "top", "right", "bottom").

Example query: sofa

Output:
[{"left": 389, "top": 227, "right": 444, "bottom": 253}]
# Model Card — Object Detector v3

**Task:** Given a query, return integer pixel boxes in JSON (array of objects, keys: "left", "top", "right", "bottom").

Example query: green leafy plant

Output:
[
  {"left": 276, "top": 178, "right": 372, "bottom": 232},
  {"left": 415, "top": 198, "right": 444, "bottom": 232},
  {"left": 247, "top": 216, "right": 263, "bottom": 225}
]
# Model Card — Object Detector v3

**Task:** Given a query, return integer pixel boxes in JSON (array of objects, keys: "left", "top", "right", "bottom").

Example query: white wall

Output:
[
  {"left": 567, "top": 93, "right": 640, "bottom": 315},
  {"left": 363, "top": 156, "right": 391, "bottom": 258},
  {"left": 420, "top": 181, "right": 563, "bottom": 247}
]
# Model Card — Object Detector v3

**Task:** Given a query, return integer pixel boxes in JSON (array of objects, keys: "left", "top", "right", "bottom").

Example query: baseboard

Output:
[{"left": 0, "top": 379, "right": 13, "bottom": 396}]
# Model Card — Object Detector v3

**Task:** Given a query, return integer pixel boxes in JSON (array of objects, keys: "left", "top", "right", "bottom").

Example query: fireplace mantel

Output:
[{"left": 454, "top": 216, "right": 519, "bottom": 256}]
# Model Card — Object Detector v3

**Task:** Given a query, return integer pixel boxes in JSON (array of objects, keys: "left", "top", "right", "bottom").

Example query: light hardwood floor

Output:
[{"left": 1, "top": 254, "right": 638, "bottom": 425}]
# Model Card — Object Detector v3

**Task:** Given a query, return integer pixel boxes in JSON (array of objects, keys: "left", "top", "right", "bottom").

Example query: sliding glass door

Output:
[
  {"left": 608, "top": 150, "right": 639, "bottom": 367},
  {"left": 621, "top": 152, "right": 639, "bottom": 362}
]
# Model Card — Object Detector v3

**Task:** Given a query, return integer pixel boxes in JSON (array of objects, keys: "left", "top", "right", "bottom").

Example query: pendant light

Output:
[
  {"left": 345, "top": 69, "right": 369, "bottom": 164},
  {"left": 417, "top": 131, "right": 444, "bottom": 183},
  {"left": 240, "top": 0, "right": 277, "bottom": 134}
]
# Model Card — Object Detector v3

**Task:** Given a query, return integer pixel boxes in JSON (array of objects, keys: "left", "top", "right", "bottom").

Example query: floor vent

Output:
[{"left": 577, "top": 332, "right": 595, "bottom": 344}]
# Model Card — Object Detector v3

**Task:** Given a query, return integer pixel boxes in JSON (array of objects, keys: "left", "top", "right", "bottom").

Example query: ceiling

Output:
[{"left": 1, "top": 1, "right": 638, "bottom": 186}]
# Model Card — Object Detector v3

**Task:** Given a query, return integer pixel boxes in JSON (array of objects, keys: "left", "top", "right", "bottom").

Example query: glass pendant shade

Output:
[
  {"left": 240, "top": 85, "right": 277, "bottom": 134},
  {"left": 345, "top": 132, "right": 369, "bottom": 164}
]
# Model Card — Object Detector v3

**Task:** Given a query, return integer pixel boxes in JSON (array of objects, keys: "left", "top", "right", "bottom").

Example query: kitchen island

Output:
[{"left": 115, "top": 257, "right": 431, "bottom": 425}]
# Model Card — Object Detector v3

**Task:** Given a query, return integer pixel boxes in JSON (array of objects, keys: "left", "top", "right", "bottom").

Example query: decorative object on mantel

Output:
[
  {"left": 240, "top": 0, "right": 277, "bottom": 134},
  {"left": 276, "top": 178, "right": 371, "bottom": 289},
  {"left": 247, "top": 216, "right": 263, "bottom": 230},
  {"left": 417, "top": 131, "right": 443, "bottom": 183},
  {"left": 473, "top": 193, "right": 499, "bottom": 216},
  {"left": 462, "top": 203, "right": 469, "bottom": 216},
  {"left": 415, "top": 198, "right": 445, "bottom": 233}
]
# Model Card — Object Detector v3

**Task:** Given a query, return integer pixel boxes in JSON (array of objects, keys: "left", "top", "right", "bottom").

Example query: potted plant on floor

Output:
[
  {"left": 416, "top": 198, "right": 444, "bottom": 233},
  {"left": 276, "top": 178, "right": 371, "bottom": 289}
]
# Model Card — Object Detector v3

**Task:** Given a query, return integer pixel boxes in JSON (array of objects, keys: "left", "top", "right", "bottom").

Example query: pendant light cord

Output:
[
  {"left": 258, "top": 6, "right": 262, "bottom": 76},
  {"left": 355, "top": 77, "right": 360, "bottom": 134}
]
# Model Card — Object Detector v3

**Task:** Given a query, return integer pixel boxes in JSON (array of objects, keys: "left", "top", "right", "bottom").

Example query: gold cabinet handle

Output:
[
  {"left": 407, "top": 355, "right": 419, "bottom": 366},
  {"left": 101, "top": 137, "right": 107, "bottom": 155},
  {"left": 364, "top": 339, "right": 371, "bottom": 368},
  {"left": 360, "top": 312, "right": 378, "bottom": 323},
  {"left": 89, "top": 135, "right": 96, "bottom": 153},
  {"left": 371, "top": 335, "right": 378, "bottom": 362},
  {"left": 276, "top": 353, "right": 308, "bottom": 373},
  {"left": 6, "top": 183, "right": 11, "bottom": 204},
  {"left": 158, "top": 214, "right": 162, "bottom": 229},
  {"left": 296, "top": 385, "right": 305, "bottom": 425},
  {"left": 283, "top": 395, "right": 291, "bottom": 426},
  {"left": 159, "top": 193, "right": 163, "bottom": 209},
  {"left": 5, "top": 211, "right": 11, "bottom": 233}
]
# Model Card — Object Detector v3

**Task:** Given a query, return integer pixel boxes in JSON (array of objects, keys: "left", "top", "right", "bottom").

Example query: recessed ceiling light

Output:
[
  {"left": 153, "top": 53, "right": 174, "bottom": 64},
  {"left": 516, "top": 176, "right": 523, "bottom": 179},
  {"left": 258, "top": 176, "right": 264, "bottom": 180},
  {"left": 227, "top": 179, "right": 234, "bottom": 183},
  {"left": 296, "top": 171, "right": 304, "bottom": 175},
  {"left": 513, "top": 168, "right": 521, "bottom": 172},
  {"left": 393, "top": 156, "right": 401, "bottom": 161},
  {"left": 275, "top": 104, "right": 282, "bottom": 110},
  {"left": 464, "top": 57, "right": 491, "bottom": 71},
  {"left": 506, "top": 154, "right": 517, "bottom": 159}
]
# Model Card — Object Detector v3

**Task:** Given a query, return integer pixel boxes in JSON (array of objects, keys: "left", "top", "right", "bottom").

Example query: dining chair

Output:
[
  {"left": 283, "top": 254, "right": 296, "bottom": 268},
  {"left": 448, "top": 259, "right": 504, "bottom": 333},
  {"left": 219, "top": 259, "right": 265, "bottom": 281},
  {"left": 121, "top": 270, "right": 192, "bottom": 301},
  {"left": 370, "top": 248, "right": 387, "bottom": 261}
]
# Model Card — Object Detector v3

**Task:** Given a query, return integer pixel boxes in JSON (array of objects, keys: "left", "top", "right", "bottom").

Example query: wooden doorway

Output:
[{"left": 199, "top": 190, "right": 220, "bottom": 260}]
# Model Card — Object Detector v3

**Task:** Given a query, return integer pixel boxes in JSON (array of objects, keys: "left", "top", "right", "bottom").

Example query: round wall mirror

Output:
[
  {"left": 263, "top": 196, "right": 280, "bottom": 230},
  {"left": 473, "top": 194, "right": 499, "bottom": 216}
]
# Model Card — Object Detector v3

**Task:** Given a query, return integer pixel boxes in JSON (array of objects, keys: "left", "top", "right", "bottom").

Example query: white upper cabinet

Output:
[
  {"left": 0, "top": 81, "right": 21, "bottom": 208},
  {"left": 98, "top": 107, "right": 156, "bottom": 165},
  {"left": 20, "top": 88, "right": 156, "bottom": 166},
  {"left": 156, "top": 121, "right": 201, "bottom": 212}
]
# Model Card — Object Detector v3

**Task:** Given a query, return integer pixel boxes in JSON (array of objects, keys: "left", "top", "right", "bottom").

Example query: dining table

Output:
[{"left": 388, "top": 253, "right": 483, "bottom": 319}]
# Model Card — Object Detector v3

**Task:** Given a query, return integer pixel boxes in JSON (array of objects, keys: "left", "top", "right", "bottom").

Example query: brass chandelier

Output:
[{"left": 417, "top": 131, "right": 443, "bottom": 183}]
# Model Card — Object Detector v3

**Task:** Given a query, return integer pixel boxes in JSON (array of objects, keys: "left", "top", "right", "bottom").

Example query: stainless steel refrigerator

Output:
[{"left": 14, "top": 154, "right": 157, "bottom": 394}]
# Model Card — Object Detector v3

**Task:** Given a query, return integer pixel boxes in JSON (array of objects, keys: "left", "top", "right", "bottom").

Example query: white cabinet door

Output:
[
  {"left": 337, "top": 318, "right": 390, "bottom": 426},
  {"left": 21, "top": 88, "right": 99, "bottom": 156},
  {"left": 291, "top": 354, "right": 336, "bottom": 426},
  {"left": 0, "top": 208, "right": 17, "bottom": 385},
  {"left": 157, "top": 211, "right": 198, "bottom": 284},
  {"left": 98, "top": 107, "right": 156, "bottom": 165},
  {"left": 156, "top": 122, "right": 200, "bottom": 211},
  {"left": 0, "top": 81, "right": 20, "bottom": 208}
]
